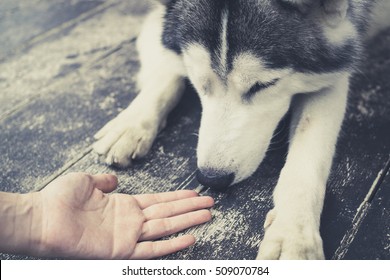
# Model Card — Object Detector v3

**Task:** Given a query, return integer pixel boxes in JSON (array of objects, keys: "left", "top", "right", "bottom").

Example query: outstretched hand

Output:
[{"left": 34, "top": 173, "right": 214, "bottom": 259}]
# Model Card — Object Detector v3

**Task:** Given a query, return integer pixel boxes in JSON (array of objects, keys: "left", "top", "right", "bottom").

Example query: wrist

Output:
[{"left": 0, "top": 191, "right": 43, "bottom": 256}]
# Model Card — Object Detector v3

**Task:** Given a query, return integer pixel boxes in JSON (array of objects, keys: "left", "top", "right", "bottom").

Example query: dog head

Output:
[{"left": 160, "top": 0, "right": 370, "bottom": 190}]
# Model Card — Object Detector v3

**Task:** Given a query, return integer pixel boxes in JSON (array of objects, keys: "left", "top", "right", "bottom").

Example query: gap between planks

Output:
[
  {"left": 332, "top": 155, "right": 390, "bottom": 259},
  {"left": 33, "top": 146, "right": 204, "bottom": 195},
  {"left": 33, "top": 146, "right": 93, "bottom": 192}
]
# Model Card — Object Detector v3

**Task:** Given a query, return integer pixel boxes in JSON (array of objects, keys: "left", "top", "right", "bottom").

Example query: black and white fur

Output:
[{"left": 93, "top": 0, "right": 389, "bottom": 259}]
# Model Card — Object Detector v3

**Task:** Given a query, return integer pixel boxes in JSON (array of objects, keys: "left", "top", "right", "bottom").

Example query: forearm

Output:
[
  {"left": 0, "top": 191, "right": 43, "bottom": 256},
  {"left": 273, "top": 78, "right": 349, "bottom": 223}
]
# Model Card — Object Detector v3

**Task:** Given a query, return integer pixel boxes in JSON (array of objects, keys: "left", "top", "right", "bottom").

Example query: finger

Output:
[
  {"left": 130, "top": 235, "right": 196, "bottom": 260},
  {"left": 133, "top": 190, "right": 199, "bottom": 209},
  {"left": 140, "top": 209, "right": 212, "bottom": 241},
  {"left": 91, "top": 174, "right": 118, "bottom": 193},
  {"left": 143, "top": 196, "right": 214, "bottom": 220}
]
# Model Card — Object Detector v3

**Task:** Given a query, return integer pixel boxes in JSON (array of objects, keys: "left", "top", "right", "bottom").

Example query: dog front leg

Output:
[
  {"left": 93, "top": 71, "right": 185, "bottom": 168},
  {"left": 93, "top": 6, "right": 186, "bottom": 168},
  {"left": 257, "top": 75, "right": 350, "bottom": 260}
]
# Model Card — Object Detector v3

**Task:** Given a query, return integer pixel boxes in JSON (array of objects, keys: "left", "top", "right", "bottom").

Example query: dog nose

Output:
[{"left": 196, "top": 169, "right": 235, "bottom": 191}]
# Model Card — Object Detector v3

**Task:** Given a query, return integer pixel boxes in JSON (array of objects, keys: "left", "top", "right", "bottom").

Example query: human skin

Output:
[{"left": 0, "top": 173, "right": 214, "bottom": 259}]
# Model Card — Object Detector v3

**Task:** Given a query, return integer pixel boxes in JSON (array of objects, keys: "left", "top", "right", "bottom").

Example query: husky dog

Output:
[{"left": 93, "top": 0, "right": 387, "bottom": 259}]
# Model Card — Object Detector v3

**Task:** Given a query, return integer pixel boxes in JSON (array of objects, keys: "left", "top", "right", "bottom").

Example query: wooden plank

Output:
[
  {"left": 0, "top": 0, "right": 148, "bottom": 119},
  {"left": 0, "top": 0, "right": 106, "bottom": 61}
]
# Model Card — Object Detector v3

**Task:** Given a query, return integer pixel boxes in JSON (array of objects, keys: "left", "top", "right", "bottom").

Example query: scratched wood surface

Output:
[{"left": 0, "top": 0, "right": 389, "bottom": 260}]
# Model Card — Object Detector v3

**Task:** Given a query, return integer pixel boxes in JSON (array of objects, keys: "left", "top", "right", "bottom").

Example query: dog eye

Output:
[{"left": 243, "top": 78, "right": 279, "bottom": 102}]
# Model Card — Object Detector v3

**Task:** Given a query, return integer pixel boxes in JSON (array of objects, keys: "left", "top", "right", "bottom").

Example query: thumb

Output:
[{"left": 91, "top": 174, "right": 118, "bottom": 193}]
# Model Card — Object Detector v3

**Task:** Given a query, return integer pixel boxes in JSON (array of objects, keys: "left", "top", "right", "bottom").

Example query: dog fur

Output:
[{"left": 93, "top": 0, "right": 388, "bottom": 259}]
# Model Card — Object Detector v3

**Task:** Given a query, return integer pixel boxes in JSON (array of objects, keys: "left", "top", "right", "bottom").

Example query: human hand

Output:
[{"left": 32, "top": 173, "right": 213, "bottom": 259}]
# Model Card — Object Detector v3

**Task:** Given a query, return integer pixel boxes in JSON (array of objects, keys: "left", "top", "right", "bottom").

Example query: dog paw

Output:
[
  {"left": 256, "top": 209, "right": 325, "bottom": 260},
  {"left": 93, "top": 108, "right": 163, "bottom": 168}
]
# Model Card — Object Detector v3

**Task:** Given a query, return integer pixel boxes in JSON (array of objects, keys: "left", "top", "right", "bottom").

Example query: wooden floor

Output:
[{"left": 0, "top": 0, "right": 389, "bottom": 260}]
